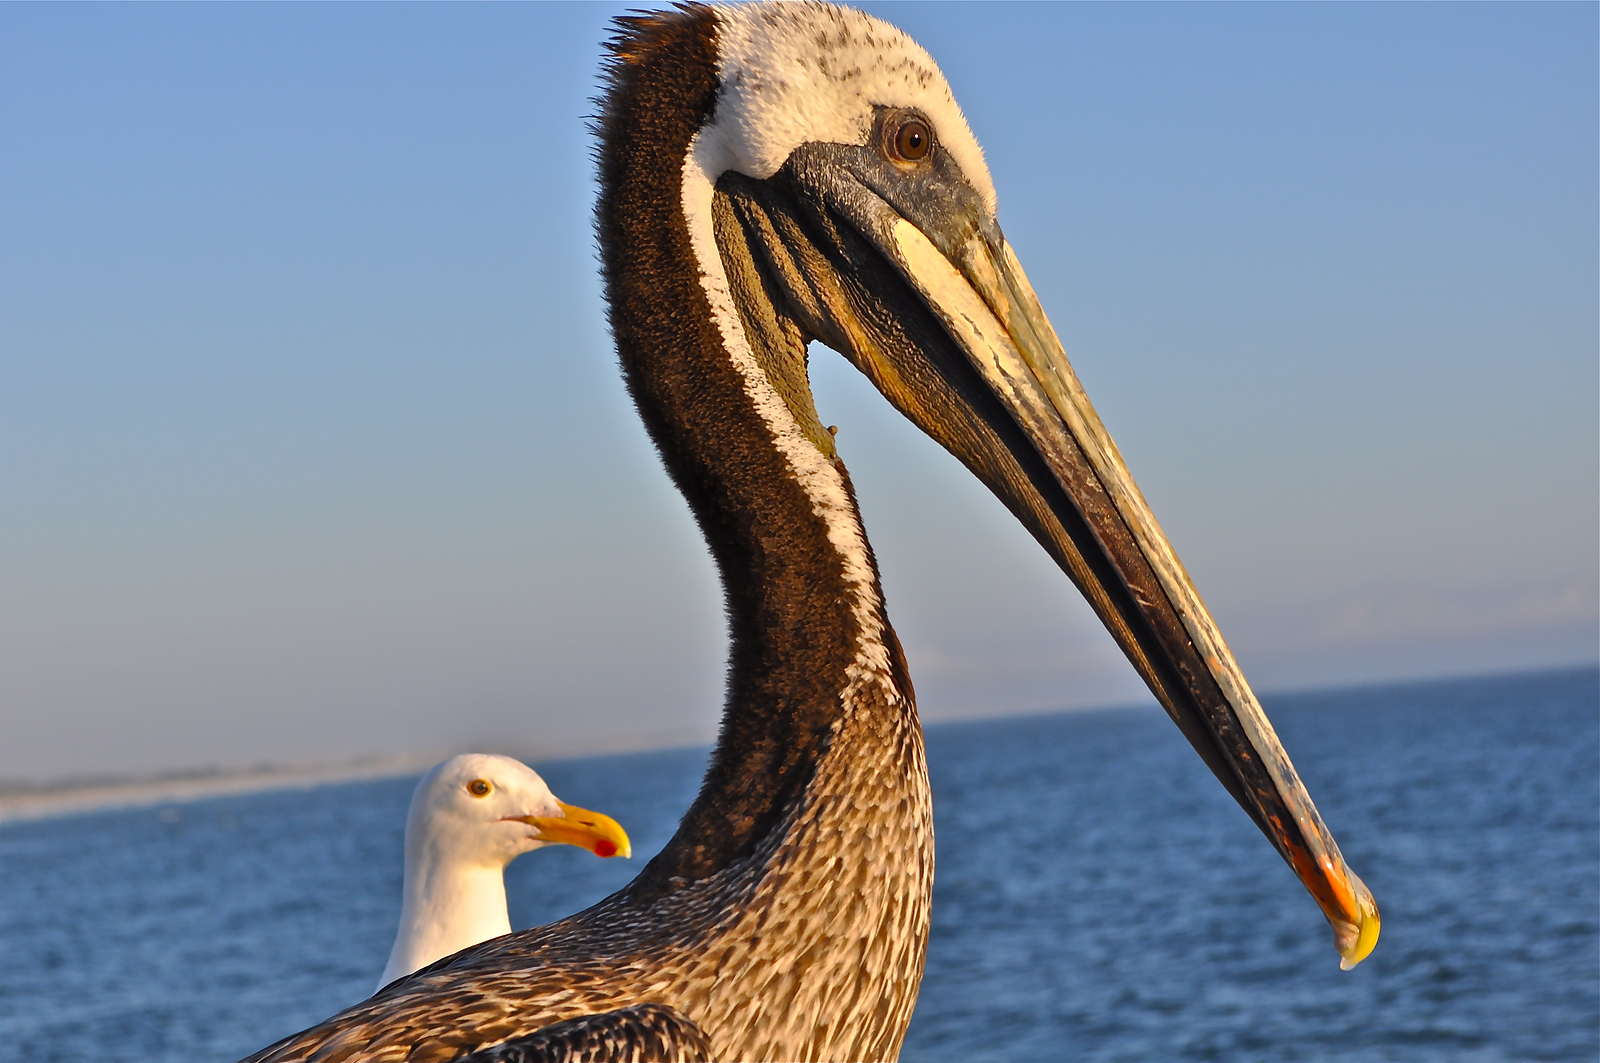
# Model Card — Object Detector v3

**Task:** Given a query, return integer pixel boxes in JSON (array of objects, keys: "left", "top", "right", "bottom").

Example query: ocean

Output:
[{"left": 0, "top": 667, "right": 1594, "bottom": 1061}]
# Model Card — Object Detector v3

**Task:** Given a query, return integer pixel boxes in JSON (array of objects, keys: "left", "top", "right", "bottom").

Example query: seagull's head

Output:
[{"left": 405, "top": 753, "right": 632, "bottom": 870}]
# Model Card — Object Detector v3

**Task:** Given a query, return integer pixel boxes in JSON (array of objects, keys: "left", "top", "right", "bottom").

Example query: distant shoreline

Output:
[
  {"left": 0, "top": 755, "right": 436, "bottom": 824},
  {"left": 5, "top": 663, "right": 1591, "bottom": 825},
  {"left": 0, "top": 726, "right": 719, "bottom": 825}
]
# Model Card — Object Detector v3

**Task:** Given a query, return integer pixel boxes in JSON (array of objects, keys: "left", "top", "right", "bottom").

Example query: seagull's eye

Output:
[
  {"left": 466, "top": 779, "right": 492, "bottom": 798},
  {"left": 891, "top": 118, "right": 931, "bottom": 162}
]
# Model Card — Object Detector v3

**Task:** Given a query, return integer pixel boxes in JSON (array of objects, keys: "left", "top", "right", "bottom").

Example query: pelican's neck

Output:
[
  {"left": 595, "top": 7, "right": 920, "bottom": 897},
  {"left": 377, "top": 843, "right": 512, "bottom": 992}
]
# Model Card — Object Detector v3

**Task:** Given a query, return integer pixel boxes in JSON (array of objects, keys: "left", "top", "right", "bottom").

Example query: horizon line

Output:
[{"left": 2, "top": 661, "right": 1592, "bottom": 825}]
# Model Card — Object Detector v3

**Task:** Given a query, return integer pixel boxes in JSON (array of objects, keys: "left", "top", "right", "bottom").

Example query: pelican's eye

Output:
[
  {"left": 466, "top": 779, "right": 492, "bottom": 798},
  {"left": 890, "top": 118, "right": 932, "bottom": 162}
]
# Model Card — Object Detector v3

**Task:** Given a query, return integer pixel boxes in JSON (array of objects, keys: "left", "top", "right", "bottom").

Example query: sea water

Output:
[{"left": 0, "top": 667, "right": 1593, "bottom": 1061}]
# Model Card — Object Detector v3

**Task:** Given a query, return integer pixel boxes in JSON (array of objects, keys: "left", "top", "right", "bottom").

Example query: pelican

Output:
[
  {"left": 377, "top": 754, "right": 631, "bottom": 992},
  {"left": 244, "top": 4, "right": 1378, "bottom": 1060}
]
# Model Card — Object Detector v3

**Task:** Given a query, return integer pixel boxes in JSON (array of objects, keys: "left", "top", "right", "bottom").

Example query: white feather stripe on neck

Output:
[{"left": 681, "top": 136, "right": 895, "bottom": 700}]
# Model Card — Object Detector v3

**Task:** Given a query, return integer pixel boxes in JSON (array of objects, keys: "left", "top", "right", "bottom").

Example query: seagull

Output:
[
  {"left": 377, "top": 754, "right": 631, "bottom": 992},
  {"left": 244, "top": 5, "right": 1379, "bottom": 1059}
]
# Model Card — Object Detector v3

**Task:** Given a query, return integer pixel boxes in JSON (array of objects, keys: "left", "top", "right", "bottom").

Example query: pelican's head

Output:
[{"left": 405, "top": 754, "right": 631, "bottom": 869}]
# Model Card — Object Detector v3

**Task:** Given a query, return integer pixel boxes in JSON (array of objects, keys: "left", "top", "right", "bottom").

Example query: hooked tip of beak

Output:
[
  {"left": 1333, "top": 869, "right": 1381, "bottom": 971},
  {"left": 1285, "top": 839, "right": 1380, "bottom": 969}
]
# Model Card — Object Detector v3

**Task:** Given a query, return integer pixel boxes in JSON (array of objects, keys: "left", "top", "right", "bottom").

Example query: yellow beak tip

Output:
[
  {"left": 1337, "top": 910, "right": 1381, "bottom": 971},
  {"left": 1333, "top": 872, "right": 1381, "bottom": 971}
]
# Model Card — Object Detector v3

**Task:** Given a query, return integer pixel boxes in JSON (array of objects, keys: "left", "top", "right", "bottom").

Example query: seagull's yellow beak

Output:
[{"left": 514, "top": 802, "right": 632, "bottom": 859}]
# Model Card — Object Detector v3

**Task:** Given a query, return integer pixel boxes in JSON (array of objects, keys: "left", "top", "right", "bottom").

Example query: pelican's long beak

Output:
[
  {"left": 515, "top": 802, "right": 633, "bottom": 859},
  {"left": 715, "top": 150, "right": 1379, "bottom": 969},
  {"left": 886, "top": 224, "right": 1380, "bottom": 969}
]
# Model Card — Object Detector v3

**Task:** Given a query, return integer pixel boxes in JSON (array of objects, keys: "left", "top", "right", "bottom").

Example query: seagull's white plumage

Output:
[{"left": 378, "top": 754, "right": 629, "bottom": 991}]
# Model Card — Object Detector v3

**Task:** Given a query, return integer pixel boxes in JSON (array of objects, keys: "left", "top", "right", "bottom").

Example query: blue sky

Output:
[{"left": 3, "top": 3, "right": 1595, "bottom": 782}]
